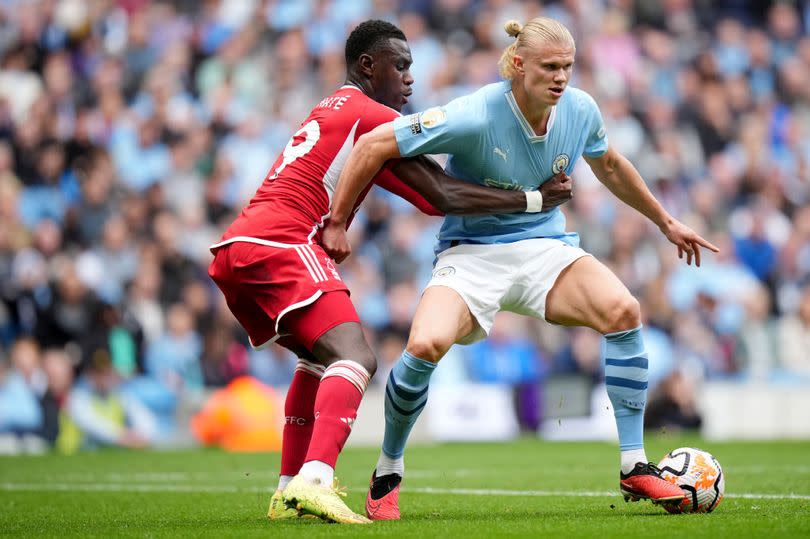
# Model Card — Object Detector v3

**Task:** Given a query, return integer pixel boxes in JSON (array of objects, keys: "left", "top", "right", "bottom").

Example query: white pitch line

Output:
[
  {"left": 729, "top": 465, "right": 810, "bottom": 474},
  {"left": 404, "top": 487, "right": 810, "bottom": 501},
  {"left": 1, "top": 482, "right": 809, "bottom": 501},
  {"left": 0, "top": 482, "right": 250, "bottom": 493}
]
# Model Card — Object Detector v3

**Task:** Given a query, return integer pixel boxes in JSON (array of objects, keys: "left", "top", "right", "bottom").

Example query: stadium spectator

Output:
[
  {"left": 0, "top": 344, "right": 43, "bottom": 452},
  {"left": 66, "top": 352, "right": 157, "bottom": 451},
  {"left": 38, "top": 346, "right": 75, "bottom": 449}
]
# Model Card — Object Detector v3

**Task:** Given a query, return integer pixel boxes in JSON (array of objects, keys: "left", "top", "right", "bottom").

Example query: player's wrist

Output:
[
  {"left": 525, "top": 191, "right": 543, "bottom": 212},
  {"left": 656, "top": 213, "right": 675, "bottom": 233},
  {"left": 327, "top": 215, "right": 348, "bottom": 227}
]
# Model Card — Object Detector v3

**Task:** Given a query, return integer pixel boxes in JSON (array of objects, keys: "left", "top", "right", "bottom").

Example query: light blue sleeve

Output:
[
  {"left": 582, "top": 94, "right": 609, "bottom": 158},
  {"left": 393, "top": 94, "right": 484, "bottom": 157}
]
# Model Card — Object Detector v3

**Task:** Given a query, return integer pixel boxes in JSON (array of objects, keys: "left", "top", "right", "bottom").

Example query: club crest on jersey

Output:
[
  {"left": 552, "top": 153, "right": 570, "bottom": 174},
  {"left": 433, "top": 266, "right": 456, "bottom": 277},
  {"left": 324, "top": 257, "right": 341, "bottom": 280},
  {"left": 420, "top": 107, "right": 447, "bottom": 129}
]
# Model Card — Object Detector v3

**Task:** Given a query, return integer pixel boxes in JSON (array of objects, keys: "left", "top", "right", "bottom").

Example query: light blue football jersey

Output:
[{"left": 392, "top": 81, "right": 608, "bottom": 253}]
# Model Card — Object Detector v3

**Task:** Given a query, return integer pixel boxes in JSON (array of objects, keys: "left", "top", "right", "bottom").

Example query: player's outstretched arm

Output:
[
  {"left": 324, "top": 122, "right": 400, "bottom": 262},
  {"left": 386, "top": 156, "right": 572, "bottom": 215},
  {"left": 331, "top": 122, "right": 399, "bottom": 225},
  {"left": 584, "top": 146, "right": 719, "bottom": 266}
]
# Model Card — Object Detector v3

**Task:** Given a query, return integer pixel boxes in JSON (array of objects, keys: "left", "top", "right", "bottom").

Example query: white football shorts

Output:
[{"left": 426, "top": 237, "right": 591, "bottom": 344}]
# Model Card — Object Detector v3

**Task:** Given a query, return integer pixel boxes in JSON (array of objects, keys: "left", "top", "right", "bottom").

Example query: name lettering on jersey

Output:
[
  {"left": 317, "top": 95, "right": 351, "bottom": 110},
  {"left": 493, "top": 147, "right": 509, "bottom": 161},
  {"left": 552, "top": 153, "right": 570, "bottom": 174}
]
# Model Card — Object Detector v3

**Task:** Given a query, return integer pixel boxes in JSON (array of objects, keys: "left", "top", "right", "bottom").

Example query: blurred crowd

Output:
[{"left": 1, "top": 0, "right": 810, "bottom": 451}]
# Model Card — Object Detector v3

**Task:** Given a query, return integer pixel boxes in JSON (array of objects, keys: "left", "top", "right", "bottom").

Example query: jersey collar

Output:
[{"left": 505, "top": 90, "right": 556, "bottom": 143}]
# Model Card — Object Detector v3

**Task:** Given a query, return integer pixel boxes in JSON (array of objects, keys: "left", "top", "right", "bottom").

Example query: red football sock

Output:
[
  {"left": 279, "top": 360, "right": 323, "bottom": 477},
  {"left": 303, "top": 360, "right": 371, "bottom": 468}
]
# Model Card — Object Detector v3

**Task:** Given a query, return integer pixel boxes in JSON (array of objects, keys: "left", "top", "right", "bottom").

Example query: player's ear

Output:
[
  {"left": 513, "top": 54, "right": 525, "bottom": 75},
  {"left": 357, "top": 53, "right": 374, "bottom": 77}
]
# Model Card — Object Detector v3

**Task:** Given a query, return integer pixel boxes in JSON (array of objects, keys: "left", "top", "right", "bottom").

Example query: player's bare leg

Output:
[
  {"left": 282, "top": 320, "right": 375, "bottom": 524},
  {"left": 545, "top": 256, "right": 684, "bottom": 505},
  {"left": 367, "top": 286, "right": 476, "bottom": 520}
]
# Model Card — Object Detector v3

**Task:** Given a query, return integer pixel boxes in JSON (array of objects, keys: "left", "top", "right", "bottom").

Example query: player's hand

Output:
[
  {"left": 660, "top": 219, "right": 719, "bottom": 266},
  {"left": 322, "top": 220, "right": 351, "bottom": 263},
  {"left": 539, "top": 171, "right": 573, "bottom": 211}
]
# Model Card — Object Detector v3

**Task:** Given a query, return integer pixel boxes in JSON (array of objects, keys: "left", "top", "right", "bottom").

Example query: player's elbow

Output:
[
  {"left": 421, "top": 184, "right": 453, "bottom": 214},
  {"left": 355, "top": 124, "right": 400, "bottom": 163},
  {"left": 588, "top": 147, "right": 621, "bottom": 182}
]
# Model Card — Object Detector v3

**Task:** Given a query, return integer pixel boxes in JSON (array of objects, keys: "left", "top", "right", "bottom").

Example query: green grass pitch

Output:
[{"left": 1, "top": 435, "right": 809, "bottom": 537}]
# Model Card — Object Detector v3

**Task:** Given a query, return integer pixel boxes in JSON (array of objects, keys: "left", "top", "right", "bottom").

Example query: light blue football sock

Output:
[
  {"left": 604, "top": 326, "right": 648, "bottom": 452},
  {"left": 381, "top": 350, "right": 436, "bottom": 460}
]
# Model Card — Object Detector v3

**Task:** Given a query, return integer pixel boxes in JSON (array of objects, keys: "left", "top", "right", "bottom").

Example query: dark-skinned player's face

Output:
[{"left": 369, "top": 38, "right": 414, "bottom": 112}]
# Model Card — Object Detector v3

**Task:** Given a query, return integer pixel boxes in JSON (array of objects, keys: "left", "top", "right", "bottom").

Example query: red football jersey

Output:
[{"left": 214, "top": 85, "right": 439, "bottom": 249}]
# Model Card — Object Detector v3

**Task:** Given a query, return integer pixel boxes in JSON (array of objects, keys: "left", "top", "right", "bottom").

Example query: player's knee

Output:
[
  {"left": 355, "top": 351, "right": 377, "bottom": 379},
  {"left": 311, "top": 325, "right": 377, "bottom": 378},
  {"left": 406, "top": 333, "right": 450, "bottom": 363},
  {"left": 601, "top": 295, "right": 641, "bottom": 333},
  {"left": 342, "top": 341, "right": 377, "bottom": 378}
]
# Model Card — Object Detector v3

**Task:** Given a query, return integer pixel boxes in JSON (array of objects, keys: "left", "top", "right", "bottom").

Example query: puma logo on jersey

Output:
[
  {"left": 340, "top": 417, "right": 355, "bottom": 428},
  {"left": 493, "top": 147, "right": 509, "bottom": 161}
]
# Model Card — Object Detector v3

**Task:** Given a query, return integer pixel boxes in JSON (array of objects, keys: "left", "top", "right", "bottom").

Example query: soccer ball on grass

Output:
[{"left": 657, "top": 447, "right": 725, "bottom": 513}]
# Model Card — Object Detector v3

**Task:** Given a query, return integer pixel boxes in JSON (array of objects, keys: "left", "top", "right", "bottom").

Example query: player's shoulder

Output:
[
  {"left": 314, "top": 85, "right": 397, "bottom": 120},
  {"left": 561, "top": 86, "right": 600, "bottom": 113},
  {"left": 353, "top": 88, "right": 401, "bottom": 123},
  {"left": 441, "top": 82, "right": 504, "bottom": 128},
  {"left": 463, "top": 81, "right": 508, "bottom": 112}
]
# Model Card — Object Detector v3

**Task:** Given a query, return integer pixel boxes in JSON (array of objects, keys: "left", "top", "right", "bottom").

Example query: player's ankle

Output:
[
  {"left": 299, "top": 460, "right": 335, "bottom": 486},
  {"left": 376, "top": 453, "right": 404, "bottom": 477},
  {"left": 370, "top": 472, "right": 402, "bottom": 500},
  {"left": 620, "top": 448, "right": 648, "bottom": 475}
]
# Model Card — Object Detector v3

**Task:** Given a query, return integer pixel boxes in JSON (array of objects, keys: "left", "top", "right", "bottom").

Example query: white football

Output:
[{"left": 657, "top": 447, "right": 725, "bottom": 513}]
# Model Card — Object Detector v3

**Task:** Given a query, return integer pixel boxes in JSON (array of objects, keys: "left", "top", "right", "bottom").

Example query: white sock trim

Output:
[
  {"left": 621, "top": 448, "right": 648, "bottom": 474},
  {"left": 321, "top": 360, "right": 370, "bottom": 395},
  {"left": 278, "top": 475, "right": 293, "bottom": 491},
  {"left": 299, "top": 460, "right": 335, "bottom": 486},
  {"left": 376, "top": 452, "right": 404, "bottom": 477},
  {"left": 295, "top": 359, "right": 325, "bottom": 379}
]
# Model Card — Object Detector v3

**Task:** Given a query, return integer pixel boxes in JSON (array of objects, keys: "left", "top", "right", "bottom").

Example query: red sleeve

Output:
[
  {"left": 355, "top": 98, "right": 400, "bottom": 136},
  {"left": 356, "top": 99, "right": 443, "bottom": 216},
  {"left": 373, "top": 167, "right": 443, "bottom": 216}
]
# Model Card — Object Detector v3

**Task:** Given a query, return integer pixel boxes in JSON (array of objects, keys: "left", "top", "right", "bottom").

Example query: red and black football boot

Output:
[
  {"left": 620, "top": 462, "right": 686, "bottom": 506},
  {"left": 365, "top": 471, "right": 402, "bottom": 520}
]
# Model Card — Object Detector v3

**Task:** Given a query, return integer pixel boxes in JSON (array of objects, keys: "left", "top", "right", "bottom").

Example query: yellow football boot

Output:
[
  {"left": 267, "top": 489, "right": 301, "bottom": 520},
  {"left": 282, "top": 475, "right": 371, "bottom": 524}
]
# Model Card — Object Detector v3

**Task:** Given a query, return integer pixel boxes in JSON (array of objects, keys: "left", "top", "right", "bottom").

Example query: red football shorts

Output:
[{"left": 208, "top": 241, "right": 360, "bottom": 351}]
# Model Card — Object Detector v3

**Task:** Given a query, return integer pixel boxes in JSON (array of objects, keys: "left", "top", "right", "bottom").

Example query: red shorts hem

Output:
[
  {"left": 209, "top": 242, "right": 355, "bottom": 352},
  {"left": 280, "top": 290, "right": 361, "bottom": 351}
]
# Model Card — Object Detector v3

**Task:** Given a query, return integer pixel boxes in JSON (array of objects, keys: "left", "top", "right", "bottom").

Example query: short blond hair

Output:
[{"left": 498, "top": 17, "right": 576, "bottom": 80}]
